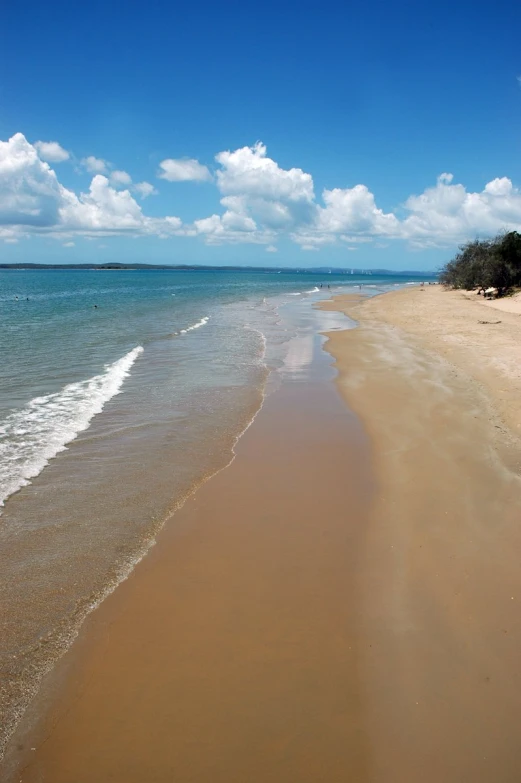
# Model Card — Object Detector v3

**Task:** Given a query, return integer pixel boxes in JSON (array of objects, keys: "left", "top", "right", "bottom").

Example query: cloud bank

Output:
[{"left": 2, "top": 132, "right": 521, "bottom": 252}]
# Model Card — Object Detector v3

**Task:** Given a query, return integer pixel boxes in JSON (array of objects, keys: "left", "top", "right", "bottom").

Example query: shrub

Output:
[{"left": 440, "top": 232, "right": 521, "bottom": 295}]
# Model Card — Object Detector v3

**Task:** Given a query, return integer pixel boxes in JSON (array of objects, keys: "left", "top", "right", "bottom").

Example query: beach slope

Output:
[{"left": 5, "top": 286, "right": 521, "bottom": 782}]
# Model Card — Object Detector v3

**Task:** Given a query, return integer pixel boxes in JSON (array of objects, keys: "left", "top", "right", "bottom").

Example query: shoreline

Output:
[
  {"left": 3, "top": 319, "right": 375, "bottom": 782},
  {"left": 4, "top": 286, "right": 521, "bottom": 781},
  {"left": 0, "top": 367, "right": 268, "bottom": 765},
  {"left": 0, "top": 285, "right": 346, "bottom": 764}
]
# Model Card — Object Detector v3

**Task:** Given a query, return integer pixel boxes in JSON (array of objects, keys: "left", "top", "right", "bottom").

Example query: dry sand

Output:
[
  {"left": 4, "top": 285, "right": 521, "bottom": 782},
  {"left": 327, "top": 285, "right": 521, "bottom": 440},
  {"left": 480, "top": 289, "right": 521, "bottom": 315},
  {"left": 321, "top": 286, "right": 521, "bottom": 781}
]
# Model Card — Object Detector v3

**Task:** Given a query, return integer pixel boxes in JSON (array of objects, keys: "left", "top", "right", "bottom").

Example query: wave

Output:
[
  {"left": 288, "top": 287, "right": 319, "bottom": 297},
  {"left": 0, "top": 346, "right": 143, "bottom": 508},
  {"left": 178, "top": 316, "right": 209, "bottom": 334}
]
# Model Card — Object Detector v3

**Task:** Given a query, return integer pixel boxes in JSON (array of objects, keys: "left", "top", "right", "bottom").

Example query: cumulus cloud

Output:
[
  {"left": 81, "top": 155, "right": 108, "bottom": 174},
  {"left": 0, "top": 133, "right": 183, "bottom": 241},
  {"left": 289, "top": 173, "right": 521, "bottom": 250},
  {"left": 133, "top": 181, "right": 157, "bottom": 198},
  {"left": 193, "top": 211, "right": 272, "bottom": 245},
  {"left": 401, "top": 174, "right": 521, "bottom": 246},
  {"left": 188, "top": 142, "right": 316, "bottom": 247},
  {"left": 60, "top": 175, "right": 146, "bottom": 232},
  {"left": 0, "top": 133, "right": 63, "bottom": 227},
  {"left": 63, "top": 241, "right": 75, "bottom": 247},
  {"left": 34, "top": 140, "right": 70, "bottom": 163},
  {"left": 317, "top": 185, "right": 400, "bottom": 236},
  {"left": 158, "top": 157, "right": 212, "bottom": 182},
  {"left": 216, "top": 142, "right": 314, "bottom": 203},
  {"left": 266, "top": 245, "right": 278, "bottom": 252},
  {"left": 110, "top": 170, "right": 132, "bottom": 187}
]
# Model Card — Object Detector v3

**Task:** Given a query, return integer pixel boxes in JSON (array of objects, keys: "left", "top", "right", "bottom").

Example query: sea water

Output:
[{"left": 0, "top": 267, "right": 430, "bottom": 754}]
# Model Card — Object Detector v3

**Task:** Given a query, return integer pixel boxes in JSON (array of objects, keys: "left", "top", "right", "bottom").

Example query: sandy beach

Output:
[{"left": 4, "top": 286, "right": 521, "bottom": 782}]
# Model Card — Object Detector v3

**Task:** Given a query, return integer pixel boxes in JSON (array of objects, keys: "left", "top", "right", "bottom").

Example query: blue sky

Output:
[{"left": 1, "top": 0, "right": 520, "bottom": 270}]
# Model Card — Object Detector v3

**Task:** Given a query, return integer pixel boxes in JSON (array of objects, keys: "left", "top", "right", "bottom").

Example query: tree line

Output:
[{"left": 439, "top": 231, "right": 521, "bottom": 295}]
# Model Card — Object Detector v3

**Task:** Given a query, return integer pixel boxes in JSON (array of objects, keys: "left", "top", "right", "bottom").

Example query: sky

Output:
[{"left": 1, "top": 0, "right": 520, "bottom": 270}]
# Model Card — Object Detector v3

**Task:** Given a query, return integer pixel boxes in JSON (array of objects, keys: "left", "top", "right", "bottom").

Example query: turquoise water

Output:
[{"left": 0, "top": 267, "right": 432, "bottom": 754}]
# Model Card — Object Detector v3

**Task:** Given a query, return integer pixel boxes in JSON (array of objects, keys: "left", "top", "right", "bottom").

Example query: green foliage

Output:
[{"left": 439, "top": 232, "right": 521, "bottom": 295}]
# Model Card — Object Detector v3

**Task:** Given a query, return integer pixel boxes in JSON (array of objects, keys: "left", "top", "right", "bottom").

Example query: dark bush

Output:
[{"left": 440, "top": 232, "right": 521, "bottom": 296}]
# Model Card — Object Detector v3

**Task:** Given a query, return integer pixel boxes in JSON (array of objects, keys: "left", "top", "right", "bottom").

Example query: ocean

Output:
[{"left": 0, "top": 267, "right": 431, "bottom": 754}]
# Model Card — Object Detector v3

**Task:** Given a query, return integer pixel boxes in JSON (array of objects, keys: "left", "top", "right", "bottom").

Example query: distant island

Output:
[{"left": 0, "top": 262, "right": 437, "bottom": 276}]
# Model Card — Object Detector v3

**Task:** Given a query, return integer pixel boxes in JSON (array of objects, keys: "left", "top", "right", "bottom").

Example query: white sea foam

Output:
[
  {"left": 305, "top": 286, "right": 320, "bottom": 293},
  {"left": 0, "top": 346, "right": 143, "bottom": 508},
  {"left": 179, "top": 316, "right": 209, "bottom": 334}
]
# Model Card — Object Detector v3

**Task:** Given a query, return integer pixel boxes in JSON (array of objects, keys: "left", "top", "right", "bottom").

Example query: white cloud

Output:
[
  {"left": 0, "top": 133, "right": 63, "bottom": 227},
  {"left": 0, "top": 134, "right": 184, "bottom": 240},
  {"left": 133, "top": 181, "right": 157, "bottom": 198},
  {"left": 34, "top": 141, "right": 70, "bottom": 163},
  {"left": 81, "top": 155, "right": 108, "bottom": 174},
  {"left": 339, "top": 235, "right": 374, "bottom": 244},
  {"left": 216, "top": 142, "right": 314, "bottom": 203},
  {"left": 63, "top": 241, "right": 75, "bottom": 247},
  {"left": 289, "top": 231, "right": 336, "bottom": 248},
  {"left": 189, "top": 142, "right": 316, "bottom": 247},
  {"left": 317, "top": 186, "right": 400, "bottom": 237},
  {"left": 0, "top": 227, "right": 21, "bottom": 243},
  {"left": 110, "top": 170, "right": 132, "bottom": 187},
  {"left": 266, "top": 245, "right": 278, "bottom": 252},
  {"left": 400, "top": 174, "right": 521, "bottom": 246},
  {"left": 158, "top": 157, "right": 212, "bottom": 182},
  {"left": 193, "top": 212, "right": 273, "bottom": 246},
  {"left": 60, "top": 175, "right": 146, "bottom": 232}
]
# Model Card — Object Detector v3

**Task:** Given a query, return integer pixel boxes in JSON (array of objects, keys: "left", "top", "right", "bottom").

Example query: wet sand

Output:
[
  {"left": 5, "top": 287, "right": 521, "bottom": 782},
  {"left": 3, "top": 333, "right": 374, "bottom": 782}
]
